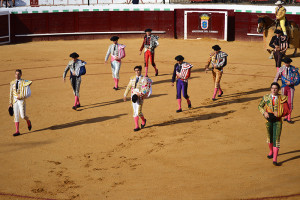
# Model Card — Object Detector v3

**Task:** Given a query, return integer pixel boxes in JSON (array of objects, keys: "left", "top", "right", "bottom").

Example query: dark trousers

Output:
[
  {"left": 274, "top": 51, "right": 285, "bottom": 68},
  {"left": 176, "top": 79, "right": 189, "bottom": 99}
]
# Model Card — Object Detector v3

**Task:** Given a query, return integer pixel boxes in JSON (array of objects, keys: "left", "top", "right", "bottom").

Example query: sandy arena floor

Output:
[{"left": 0, "top": 38, "right": 300, "bottom": 200}]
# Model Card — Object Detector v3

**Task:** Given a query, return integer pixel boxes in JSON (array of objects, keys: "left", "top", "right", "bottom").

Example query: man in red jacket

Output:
[{"left": 139, "top": 28, "right": 159, "bottom": 77}]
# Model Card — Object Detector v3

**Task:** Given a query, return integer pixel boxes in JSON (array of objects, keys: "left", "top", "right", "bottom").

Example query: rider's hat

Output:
[{"left": 275, "top": 0, "right": 284, "bottom": 5}]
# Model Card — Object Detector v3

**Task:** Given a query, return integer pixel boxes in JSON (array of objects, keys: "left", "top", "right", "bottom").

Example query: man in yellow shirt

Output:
[{"left": 275, "top": 0, "right": 287, "bottom": 36}]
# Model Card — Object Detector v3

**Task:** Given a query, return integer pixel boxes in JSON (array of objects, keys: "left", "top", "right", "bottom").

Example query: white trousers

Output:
[
  {"left": 132, "top": 99, "right": 143, "bottom": 117},
  {"left": 111, "top": 60, "right": 121, "bottom": 79},
  {"left": 13, "top": 100, "right": 28, "bottom": 122}
]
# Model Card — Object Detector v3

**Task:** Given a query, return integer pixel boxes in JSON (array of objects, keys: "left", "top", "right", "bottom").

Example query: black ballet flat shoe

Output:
[
  {"left": 28, "top": 120, "right": 32, "bottom": 131},
  {"left": 141, "top": 119, "right": 147, "bottom": 129},
  {"left": 155, "top": 69, "right": 158, "bottom": 76},
  {"left": 287, "top": 120, "right": 294, "bottom": 124},
  {"left": 113, "top": 87, "right": 119, "bottom": 90},
  {"left": 134, "top": 127, "right": 140, "bottom": 132},
  {"left": 188, "top": 103, "right": 192, "bottom": 109},
  {"left": 76, "top": 104, "right": 81, "bottom": 108},
  {"left": 13, "top": 132, "right": 20, "bottom": 137},
  {"left": 212, "top": 98, "right": 217, "bottom": 101},
  {"left": 176, "top": 109, "right": 182, "bottom": 113},
  {"left": 273, "top": 161, "right": 280, "bottom": 166},
  {"left": 72, "top": 106, "right": 77, "bottom": 110},
  {"left": 218, "top": 91, "right": 223, "bottom": 97},
  {"left": 267, "top": 155, "right": 273, "bottom": 159},
  {"left": 283, "top": 118, "right": 287, "bottom": 121}
]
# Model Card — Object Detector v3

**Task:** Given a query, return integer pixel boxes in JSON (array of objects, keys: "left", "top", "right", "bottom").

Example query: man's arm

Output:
[
  {"left": 9, "top": 82, "right": 13, "bottom": 106},
  {"left": 171, "top": 64, "right": 177, "bottom": 83},
  {"left": 140, "top": 38, "right": 146, "bottom": 52},
  {"left": 105, "top": 45, "right": 111, "bottom": 62},
  {"left": 269, "top": 36, "right": 276, "bottom": 48},
  {"left": 258, "top": 96, "right": 268, "bottom": 119},
  {"left": 274, "top": 69, "right": 281, "bottom": 82},
  {"left": 63, "top": 64, "right": 70, "bottom": 80},
  {"left": 124, "top": 79, "right": 132, "bottom": 98}
]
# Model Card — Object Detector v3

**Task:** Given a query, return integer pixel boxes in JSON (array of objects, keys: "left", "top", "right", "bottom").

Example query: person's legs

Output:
[
  {"left": 287, "top": 87, "right": 294, "bottom": 121},
  {"left": 150, "top": 52, "right": 158, "bottom": 76},
  {"left": 182, "top": 81, "right": 191, "bottom": 107},
  {"left": 212, "top": 69, "right": 218, "bottom": 99},
  {"left": 280, "top": 19, "right": 287, "bottom": 35},
  {"left": 13, "top": 102, "right": 20, "bottom": 133},
  {"left": 112, "top": 61, "right": 121, "bottom": 89},
  {"left": 19, "top": 100, "right": 31, "bottom": 131},
  {"left": 144, "top": 51, "right": 150, "bottom": 77},
  {"left": 176, "top": 80, "right": 183, "bottom": 111},
  {"left": 272, "top": 121, "right": 282, "bottom": 165}
]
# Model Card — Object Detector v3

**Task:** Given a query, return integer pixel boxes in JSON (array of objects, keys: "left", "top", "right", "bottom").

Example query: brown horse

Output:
[{"left": 257, "top": 15, "right": 300, "bottom": 57}]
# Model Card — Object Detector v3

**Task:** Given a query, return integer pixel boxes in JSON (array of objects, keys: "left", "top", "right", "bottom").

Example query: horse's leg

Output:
[{"left": 292, "top": 48, "right": 297, "bottom": 57}]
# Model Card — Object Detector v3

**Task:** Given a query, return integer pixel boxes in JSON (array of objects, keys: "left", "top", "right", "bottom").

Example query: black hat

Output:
[
  {"left": 212, "top": 45, "right": 221, "bottom": 51},
  {"left": 110, "top": 36, "right": 119, "bottom": 41},
  {"left": 267, "top": 112, "right": 277, "bottom": 122},
  {"left": 282, "top": 57, "right": 292, "bottom": 63},
  {"left": 175, "top": 55, "right": 184, "bottom": 61},
  {"left": 145, "top": 28, "right": 152, "bottom": 32},
  {"left": 132, "top": 94, "right": 138, "bottom": 103},
  {"left": 134, "top": 65, "right": 142, "bottom": 71},
  {"left": 70, "top": 52, "right": 79, "bottom": 58},
  {"left": 8, "top": 106, "right": 13, "bottom": 116},
  {"left": 274, "top": 29, "right": 283, "bottom": 34}
]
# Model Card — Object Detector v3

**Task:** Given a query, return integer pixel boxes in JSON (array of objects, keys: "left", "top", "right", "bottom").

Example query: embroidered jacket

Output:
[
  {"left": 105, "top": 44, "right": 126, "bottom": 62},
  {"left": 124, "top": 75, "right": 145, "bottom": 98},
  {"left": 63, "top": 59, "right": 86, "bottom": 79},
  {"left": 9, "top": 79, "right": 32, "bottom": 104},
  {"left": 274, "top": 65, "right": 299, "bottom": 88},
  {"left": 258, "top": 94, "right": 290, "bottom": 118},
  {"left": 207, "top": 51, "right": 228, "bottom": 69},
  {"left": 275, "top": 6, "right": 286, "bottom": 20},
  {"left": 172, "top": 62, "right": 193, "bottom": 83},
  {"left": 140, "top": 35, "right": 159, "bottom": 53}
]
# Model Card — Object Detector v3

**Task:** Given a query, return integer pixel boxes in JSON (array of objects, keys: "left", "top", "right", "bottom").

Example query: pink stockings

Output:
[
  {"left": 268, "top": 143, "right": 273, "bottom": 156},
  {"left": 134, "top": 116, "right": 146, "bottom": 129},
  {"left": 212, "top": 88, "right": 223, "bottom": 99},
  {"left": 177, "top": 98, "right": 191, "bottom": 110},
  {"left": 15, "top": 122, "right": 19, "bottom": 133},
  {"left": 74, "top": 96, "right": 80, "bottom": 107},
  {"left": 15, "top": 120, "right": 31, "bottom": 133},
  {"left": 113, "top": 78, "right": 119, "bottom": 88},
  {"left": 273, "top": 147, "right": 279, "bottom": 163},
  {"left": 268, "top": 143, "right": 279, "bottom": 163}
]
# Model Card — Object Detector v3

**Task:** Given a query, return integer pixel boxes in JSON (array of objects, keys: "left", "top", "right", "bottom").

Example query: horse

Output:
[{"left": 257, "top": 15, "right": 300, "bottom": 57}]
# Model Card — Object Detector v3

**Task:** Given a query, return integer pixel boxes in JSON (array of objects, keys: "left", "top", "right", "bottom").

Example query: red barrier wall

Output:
[
  {"left": 8, "top": 10, "right": 300, "bottom": 43},
  {"left": 10, "top": 11, "right": 174, "bottom": 43},
  {"left": 0, "top": 15, "right": 9, "bottom": 43}
]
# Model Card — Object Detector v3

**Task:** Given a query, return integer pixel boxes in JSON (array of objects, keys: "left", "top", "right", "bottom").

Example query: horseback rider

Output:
[{"left": 275, "top": 0, "right": 287, "bottom": 36}]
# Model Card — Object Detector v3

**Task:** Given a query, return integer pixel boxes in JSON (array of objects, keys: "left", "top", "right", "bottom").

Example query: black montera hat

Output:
[
  {"left": 110, "top": 36, "right": 119, "bottom": 41},
  {"left": 274, "top": 29, "right": 283, "bottom": 34},
  {"left": 212, "top": 45, "right": 221, "bottom": 51},
  {"left": 70, "top": 52, "right": 79, "bottom": 58},
  {"left": 145, "top": 28, "right": 152, "bottom": 32},
  {"left": 134, "top": 65, "right": 142, "bottom": 71},
  {"left": 8, "top": 106, "right": 13, "bottom": 116},
  {"left": 282, "top": 57, "right": 292, "bottom": 63},
  {"left": 175, "top": 55, "right": 184, "bottom": 61},
  {"left": 132, "top": 94, "right": 138, "bottom": 103}
]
